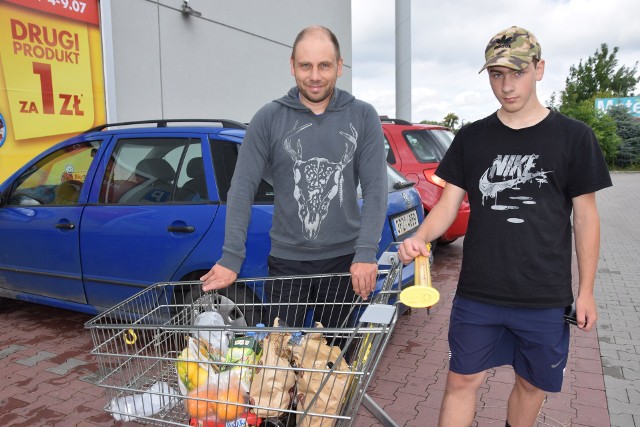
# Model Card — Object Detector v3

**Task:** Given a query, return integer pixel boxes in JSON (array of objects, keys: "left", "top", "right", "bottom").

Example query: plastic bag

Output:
[
  {"left": 185, "top": 370, "right": 249, "bottom": 424},
  {"left": 110, "top": 381, "right": 179, "bottom": 422},
  {"left": 194, "top": 311, "right": 230, "bottom": 355},
  {"left": 176, "top": 336, "right": 223, "bottom": 395}
]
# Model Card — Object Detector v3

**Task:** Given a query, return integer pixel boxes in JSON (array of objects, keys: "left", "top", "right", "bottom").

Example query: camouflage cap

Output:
[{"left": 479, "top": 26, "right": 541, "bottom": 73}]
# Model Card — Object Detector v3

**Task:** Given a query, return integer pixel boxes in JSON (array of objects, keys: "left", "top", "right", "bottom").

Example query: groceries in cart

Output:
[
  {"left": 226, "top": 332, "right": 263, "bottom": 389},
  {"left": 290, "top": 324, "right": 351, "bottom": 427},
  {"left": 176, "top": 336, "right": 222, "bottom": 393},
  {"left": 250, "top": 318, "right": 296, "bottom": 419},
  {"left": 86, "top": 265, "right": 404, "bottom": 427},
  {"left": 176, "top": 310, "right": 355, "bottom": 427},
  {"left": 184, "top": 371, "right": 253, "bottom": 424}
]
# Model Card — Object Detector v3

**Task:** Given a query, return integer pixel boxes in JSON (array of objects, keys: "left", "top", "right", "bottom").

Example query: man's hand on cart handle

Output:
[
  {"left": 351, "top": 262, "right": 377, "bottom": 301},
  {"left": 398, "top": 237, "right": 431, "bottom": 265},
  {"left": 200, "top": 264, "right": 237, "bottom": 292}
]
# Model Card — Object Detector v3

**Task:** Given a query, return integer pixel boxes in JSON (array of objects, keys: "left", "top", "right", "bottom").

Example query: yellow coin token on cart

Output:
[{"left": 124, "top": 328, "right": 137, "bottom": 345}]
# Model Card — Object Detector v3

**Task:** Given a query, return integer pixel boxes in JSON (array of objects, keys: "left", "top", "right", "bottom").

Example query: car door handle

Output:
[
  {"left": 166, "top": 225, "right": 195, "bottom": 233},
  {"left": 55, "top": 223, "right": 75, "bottom": 230}
]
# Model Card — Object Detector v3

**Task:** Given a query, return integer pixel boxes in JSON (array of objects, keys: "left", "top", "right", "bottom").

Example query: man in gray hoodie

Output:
[{"left": 201, "top": 26, "right": 387, "bottom": 328}]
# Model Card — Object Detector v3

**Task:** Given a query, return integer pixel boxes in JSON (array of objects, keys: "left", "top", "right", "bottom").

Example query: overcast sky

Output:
[{"left": 351, "top": 0, "right": 640, "bottom": 125}]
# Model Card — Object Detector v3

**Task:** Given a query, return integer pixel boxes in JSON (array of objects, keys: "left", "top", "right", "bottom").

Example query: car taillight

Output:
[{"left": 424, "top": 169, "right": 446, "bottom": 188}]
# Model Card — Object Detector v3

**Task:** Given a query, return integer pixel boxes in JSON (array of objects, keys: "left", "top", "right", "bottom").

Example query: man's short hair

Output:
[{"left": 291, "top": 26, "right": 341, "bottom": 61}]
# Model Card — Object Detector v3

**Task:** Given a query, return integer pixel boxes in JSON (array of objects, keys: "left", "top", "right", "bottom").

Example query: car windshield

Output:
[{"left": 403, "top": 129, "right": 454, "bottom": 163}]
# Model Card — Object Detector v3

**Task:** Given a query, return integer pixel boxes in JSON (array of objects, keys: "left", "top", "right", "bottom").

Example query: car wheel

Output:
[
  {"left": 215, "top": 285, "right": 265, "bottom": 327},
  {"left": 173, "top": 279, "right": 264, "bottom": 328}
]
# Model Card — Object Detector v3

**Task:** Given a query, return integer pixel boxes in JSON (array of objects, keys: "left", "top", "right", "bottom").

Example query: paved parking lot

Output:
[{"left": 0, "top": 172, "right": 637, "bottom": 426}]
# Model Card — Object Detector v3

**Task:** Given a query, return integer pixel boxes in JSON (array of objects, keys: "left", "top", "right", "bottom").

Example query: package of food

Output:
[
  {"left": 249, "top": 318, "right": 297, "bottom": 419},
  {"left": 292, "top": 323, "right": 351, "bottom": 427},
  {"left": 176, "top": 336, "right": 223, "bottom": 395},
  {"left": 224, "top": 334, "right": 262, "bottom": 389}
]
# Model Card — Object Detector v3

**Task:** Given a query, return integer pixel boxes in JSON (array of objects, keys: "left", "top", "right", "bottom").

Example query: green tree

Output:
[
  {"left": 419, "top": 120, "right": 440, "bottom": 126},
  {"left": 551, "top": 43, "right": 639, "bottom": 166},
  {"left": 561, "top": 100, "right": 620, "bottom": 164},
  {"left": 560, "top": 43, "right": 639, "bottom": 108},
  {"left": 442, "top": 113, "right": 459, "bottom": 130},
  {"left": 607, "top": 105, "right": 640, "bottom": 167}
]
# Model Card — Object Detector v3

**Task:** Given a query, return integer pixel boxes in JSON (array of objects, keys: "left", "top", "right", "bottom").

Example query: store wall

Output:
[{"left": 103, "top": 0, "right": 352, "bottom": 123}]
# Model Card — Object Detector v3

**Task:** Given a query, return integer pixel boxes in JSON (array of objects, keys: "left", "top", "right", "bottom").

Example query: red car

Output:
[{"left": 382, "top": 117, "right": 469, "bottom": 245}]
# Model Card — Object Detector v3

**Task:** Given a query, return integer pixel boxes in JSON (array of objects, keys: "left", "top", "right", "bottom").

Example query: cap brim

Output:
[{"left": 478, "top": 55, "right": 534, "bottom": 74}]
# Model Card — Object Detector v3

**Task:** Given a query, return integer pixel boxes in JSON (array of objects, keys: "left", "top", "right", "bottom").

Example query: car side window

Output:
[
  {"left": 404, "top": 131, "right": 437, "bottom": 162},
  {"left": 210, "top": 138, "right": 274, "bottom": 203},
  {"left": 100, "top": 137, "right": 196, "bottom": 204},
  {"left": 174, "top": 145, "right": 209, "bottom": 202},
  {"left": 8, "top": 141, "right": 98, "bottom": 206},
  {"left": 384, "top": 135, "right": 396, "bottom": 164}
]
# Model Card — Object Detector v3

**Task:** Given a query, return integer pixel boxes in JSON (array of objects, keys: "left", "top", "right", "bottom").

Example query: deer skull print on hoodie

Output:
[{"left": 218, "top": 86, "right": 387, "bottom": 274}]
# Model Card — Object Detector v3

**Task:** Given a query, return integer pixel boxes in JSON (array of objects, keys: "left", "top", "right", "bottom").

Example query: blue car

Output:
[{"left": 0, "top": 119, "right": 421, "bottom": 323}]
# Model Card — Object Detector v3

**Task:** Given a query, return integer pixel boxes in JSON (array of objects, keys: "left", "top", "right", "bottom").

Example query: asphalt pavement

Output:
[{"left": 0, "top": 171, "right": 638, "bottom": 426}]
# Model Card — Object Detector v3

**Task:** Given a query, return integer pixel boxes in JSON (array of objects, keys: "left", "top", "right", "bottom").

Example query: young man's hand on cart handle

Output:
[
  {"left": 398, "top": 236, "right": 431, "bottom": 265},
  {"left": 200, "top": 264, "right": 237, "bottom": 292},
  {"left": 351, "top": 262, "right": 378, "bottom": 300}
]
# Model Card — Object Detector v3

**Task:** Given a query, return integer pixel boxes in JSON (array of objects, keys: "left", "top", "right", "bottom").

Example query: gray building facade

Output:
[{"left": 100, "top": 0, "right": 352, "bottom": 123}]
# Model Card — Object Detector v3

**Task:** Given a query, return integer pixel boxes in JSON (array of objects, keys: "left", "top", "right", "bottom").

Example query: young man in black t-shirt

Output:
[{"left": 398, "top": 26, "right": 612, "bottom": 427}]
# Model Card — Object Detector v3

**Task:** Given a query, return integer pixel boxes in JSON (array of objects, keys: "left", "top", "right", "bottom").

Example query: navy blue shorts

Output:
[{"left": 448, "top": 295, "right": 570, "bottom": 392}]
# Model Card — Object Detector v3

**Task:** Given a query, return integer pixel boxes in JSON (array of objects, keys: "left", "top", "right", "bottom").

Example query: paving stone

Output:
[
  {"left": 0, "top": 344, "right": 26, "bottom": 359},
  {"left": 573, "top": 402, "right": 612, "bottom": 427},
  {"left": 46, "top": 357, "right": 88, "bottom": 375},
  {"left": 609, "top": 413, "right": 636, "bottom": 427},
  {"left": 14, "top": 350, "right": 56, "bottom": 367}
]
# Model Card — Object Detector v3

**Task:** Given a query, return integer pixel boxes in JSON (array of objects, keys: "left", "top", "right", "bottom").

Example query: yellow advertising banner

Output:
[{"left": 0, "top": 0, "right": 105, "bottom": 182}]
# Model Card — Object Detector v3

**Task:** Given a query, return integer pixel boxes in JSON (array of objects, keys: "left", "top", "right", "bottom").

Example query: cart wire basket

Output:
[{"left": 85, "top": 253, "right": 406, "bottom": 427}]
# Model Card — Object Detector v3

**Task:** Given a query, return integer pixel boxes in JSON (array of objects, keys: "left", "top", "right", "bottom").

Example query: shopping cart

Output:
[{"left": 85, "top": 250, "right": 408, "bottom": 427}]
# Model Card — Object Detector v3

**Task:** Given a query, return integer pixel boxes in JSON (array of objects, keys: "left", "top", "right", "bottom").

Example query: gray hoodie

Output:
[{"left": 218, "top": 87, "right": 387, "bottom": 273}]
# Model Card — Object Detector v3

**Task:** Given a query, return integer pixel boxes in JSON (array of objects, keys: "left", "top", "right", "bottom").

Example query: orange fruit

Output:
[
  {"left": 185, "top": 386, "right": 217, "bottom": 419},
  {"left": 215, "top": 385, "right": 244, "bottom": 422},
  {"left": 185, "top": 383, "right": 245, "bottom": 421}
]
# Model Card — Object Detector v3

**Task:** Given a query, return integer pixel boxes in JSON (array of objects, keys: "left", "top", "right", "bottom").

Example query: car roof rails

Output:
[
  {"left": 84, "top": 119, "right": 248, "bottom": 133},
  {"left": 379, "top": 116, "right": 412, "bottom": 125}
]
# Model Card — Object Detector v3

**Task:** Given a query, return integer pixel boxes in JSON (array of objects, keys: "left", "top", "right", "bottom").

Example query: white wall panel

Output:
[{"left": 104, "top": 0, "right": 352, "bottom": 123}]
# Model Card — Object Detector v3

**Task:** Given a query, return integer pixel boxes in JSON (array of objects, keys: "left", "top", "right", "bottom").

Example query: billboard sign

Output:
[
  {"left": 0, "top": 0, "right": 105, "bottom": 182},
  {"left": 595, "top": 97, "right": 640, "bottom": 118}
]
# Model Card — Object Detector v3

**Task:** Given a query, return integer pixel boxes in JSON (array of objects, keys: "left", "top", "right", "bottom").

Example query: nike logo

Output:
[{"left": 551, "top": 358, "right": 565, "bottom": 369}]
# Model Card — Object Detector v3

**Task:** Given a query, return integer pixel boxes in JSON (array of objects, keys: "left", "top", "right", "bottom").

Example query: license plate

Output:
[{"left": 391, "top": 209, "right": 419, "bottom": 239}]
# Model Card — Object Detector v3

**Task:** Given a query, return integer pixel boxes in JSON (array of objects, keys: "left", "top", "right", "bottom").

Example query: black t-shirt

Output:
[{"left": 436, "top": 111, "right": 612, "bottom": 308}]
